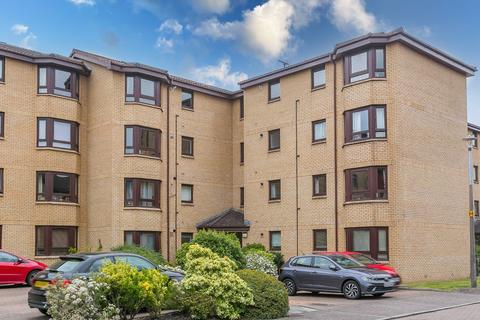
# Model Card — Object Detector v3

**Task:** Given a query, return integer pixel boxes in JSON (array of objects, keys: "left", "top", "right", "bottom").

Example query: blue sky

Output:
[{"left": 1, "top": 0, "right": 479, "bottom": 122}]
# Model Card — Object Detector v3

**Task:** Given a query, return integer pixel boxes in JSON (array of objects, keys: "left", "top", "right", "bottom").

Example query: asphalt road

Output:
[{"left": 1, "top": 286, "right": 480, "bottom": 319}]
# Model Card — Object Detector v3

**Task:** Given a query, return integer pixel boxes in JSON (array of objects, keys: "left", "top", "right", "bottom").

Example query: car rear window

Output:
[{"left": 48, "top": 259, "right": 83, "bottom": 272}]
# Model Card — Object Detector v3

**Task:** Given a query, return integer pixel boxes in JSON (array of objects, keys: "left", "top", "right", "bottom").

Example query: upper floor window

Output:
[
  {"left": 0, "top": 112, "right": 4, "bottom": 138},
  {"left": 124, "top": 178, "right": 160, "bottom": 208},
  {"left": 125, "top": 75, "right": 160, "bottom": 106},
  {"left": 36, "top": 171, "right": 78, "bottom": 203},
  {"left": 0, "top": 168, "right": 3, "bottom": 195},
  {"left": 268, "top": 129, "right": 280, "bottom": 151},
  {"left": 38, "top": 118, "right": 79, "bottom": 151},
  {"left": 346, "top": 227, "right": 388, "bottom": 261},
  {"left": 268, "top": 79, "right": 280, "bottom": 101},
  {"left": 240, "top": 96, "right": 244, "bottom": 119},
  {"left": 38, "top": 66, "right": 79, "bottom": 99},
  {"left": 473, "top": 131, "right": 478, "bottom": 148},
  {"left": 240, "top": 187, "right": 244, "bottom": 207},
  {"left": 0, "top": 56, "right": 4, "bottom": 82},
  {"left": 270, "top": 231, "right": 281, "bottom": 251},
  {"left": 182, "top": 89, "right": 194, "bottom": 110},
  {"left": 312, "top": 120, "right": 326, "bottom": 143},
  {"left": 344, "top": 105, "right": 386, "bottom": 143},
  {"left": 181, "top": 136, "right": 194, "bottom": 157},
  {"left": 125, "top": 125, "right": 161, "bottom": 158},
  {"left": 181, "top": 184, "right": 193, "bottom": 204},
  {"left": 312, "top": 174, "right": 326, "bottom": 197},
  {"left": 35, "top": 226, "right": 77, "bottom": 256},
  {"left": 240, "top": 142, "right": 244, "bottom": 164},
  {"left": 475, "top": 200, "right": 479, "bottom": 217},
  {"left": 313, "top": 229, "right": 327, "bottom": 251},
  {"left": 474, "top": 165, "right": 479, "bottom": 183},
  {"left": 312, "top": 65, "right": 325, "bottom": 89},
  {"left": 269, "top": 179, "right": 281, "bottom": 201},
  {"left": 124, "top": 231, "right": 160, "bottom": 252},
  {"left": 345, "top": 166, "right": 387, "bottom": 202},
  {"left": 344, "top": 47, "right": 385, "bottom": 85}
]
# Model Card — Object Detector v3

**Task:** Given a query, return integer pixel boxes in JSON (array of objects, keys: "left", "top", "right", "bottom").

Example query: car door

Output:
[
  {"left": 114, "top": 255, "right": 156, "bottom": 271},
  {"left": 290, "top": 256, "right": 314, "bottom": 290},
  {"left": 311, "top": 256, "right": 343, "bottom": 292},
  {"left": 0, "top": 252, "right": 22, "bottom": 283}
]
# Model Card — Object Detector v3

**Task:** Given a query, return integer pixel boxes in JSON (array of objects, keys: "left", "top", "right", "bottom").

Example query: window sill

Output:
[
  {"left": 312, "top": 139, "right": 326, "bottom": 145},
  {"left": 342, "top": 77, "right": 387, "bottom": 90},
  {"left": 181, "top": 202, "right": 194, "bottom": 206},
  {"left": 268, "top": 98, "right": 281, "bottom": 104},
  {"left": 36, "top": 147, "right": 79, "bottom": 155},
  {"left": 344, "top": 200, "right": 388, "bottom": 206},
  {"left": 240, "top": 117, "right": 244, "bottom": 121},
  {"left": 0, "top": 81, "right": 5, "bottom": 85},
  {"left": 0, "top": 137, "right": 4, "bottom": 141},
  {"left": 124, "top": 154, "right": 162, "bottom": 161},
  {"left": 311, "top": 84, "right": 326, "bottom": 92},
  {"left": 268, "top": 199, "right": 281, "bottom": 204},
  {"left": 181, "top": 155, "right": 194, "bottom": 159},
  {"left": 125, "top": 102, "right": 163, "bottom": 111},
  {"left": 312, "top": 195, "right": 327, "bottom": 200},
  {"left": 268, "top": 148, "right": 280, "bottom": 153},
  {"left": 0, "top": 194, "right": 3, "bottom": 197},
  {"left": 240, "top": 162, "right": 244, "bottom": 166},
  {"left": 124, "top": 207, "right": 162, "bottom": 212},
  {"left": 181, "top": 107, "right": 194, "bottom": 112},
  {"left": 343, "top": 138, "right": 387, "bottom": 147},
  {"left": 35, "top": 201, "right": 80, "bottom": 207},
  {"left": 37, "top": 93, "right": 79, "bottom": 103}
]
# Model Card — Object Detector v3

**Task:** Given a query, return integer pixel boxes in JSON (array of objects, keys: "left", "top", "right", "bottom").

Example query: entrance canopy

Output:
[{"left": 196, "top": 208, "right": 250, "bottom": 232}]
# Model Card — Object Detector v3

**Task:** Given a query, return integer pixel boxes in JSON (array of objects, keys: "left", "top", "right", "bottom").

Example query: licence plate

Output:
[
  {"left": 34, "top": 280, "right": 49, "bottom": 289},
  {"left": 384, "top": 282, "right": 394, "bottom": 287}
]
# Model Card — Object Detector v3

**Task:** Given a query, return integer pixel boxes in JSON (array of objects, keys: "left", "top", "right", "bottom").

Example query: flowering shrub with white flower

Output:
[
  {"left": 46, "top": 277, "right": 120, "bottom": 320},
  {"left": 245, "top": 253, "right": 278, "bottom": 276}
]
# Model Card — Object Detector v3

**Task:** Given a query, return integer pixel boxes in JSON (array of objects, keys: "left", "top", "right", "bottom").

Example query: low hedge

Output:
[{"left": 236, "top": 269, "right": 289, "bottom": 319}]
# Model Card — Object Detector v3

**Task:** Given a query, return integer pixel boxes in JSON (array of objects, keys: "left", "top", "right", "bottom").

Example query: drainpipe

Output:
[
  {"left": 165, "top": 81, "right": 170, "bottom": 261},
  {"left": 295, "top": 99, "right": 300, "bottom": 256},
  {"left": 174, "top": 114, "right": 179, "bottom": 254},
  {"left": 333, "top": 55, "right": 339, "bottom": 251}
]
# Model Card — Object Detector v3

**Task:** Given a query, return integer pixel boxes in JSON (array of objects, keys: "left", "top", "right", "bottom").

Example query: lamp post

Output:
[{"left": 463, "top": 135, "right": 477, "bottom": 288}]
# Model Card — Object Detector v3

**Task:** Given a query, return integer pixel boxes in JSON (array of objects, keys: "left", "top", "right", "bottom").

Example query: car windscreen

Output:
[
  {"left": 48, "top": 259, "right": 83, "bottom": 272},
  {"left": 327, "top": 255, "right": 364, "bottom": 268},
  {"left": 350, "top": 253, "right": 376, "bottom": 264}
]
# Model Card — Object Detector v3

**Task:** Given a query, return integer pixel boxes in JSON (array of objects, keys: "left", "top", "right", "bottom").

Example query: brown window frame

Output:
[
  {"left": 240, "top": 142, "right": 244, "bottom": 164},
  {"left": 181, "top": 89, "right": 194, "bottom": 110},
  {"left": 312, "top": 174, "right": 327, "bottom": 197},
  {"left": 346, "top": 227, "right": 389, "bottom": 261},
  {"left": 124, "top": 230, "right": 161, "bottom": 252},
  {"left": 239, "top": 96, "right": 244, "bottom": 119},
  {"left": 0, "top": 168, "right": 3, "bottom": 195},
  {"left": 474, "top": 165, "right": 479, "bottom": 183},
  {"left": 344, "top": 105, "right": 386, "bottom": 143},
  {"left": 0, "top": 56, "right": 4, "bottom": 82},
  {"left": 37, "top": 118, "right": 79, "bottom": 151},
  {"left": 181, "top": 184, "right": 194, "bottom": 204},
  {"left": 35, "top": 226, "right": 77, "bottom": 256},
  {"left": 0, "top": 112, "right": 3, "bottom": 138},
  {"left": 269, "top": 179, "right": 281, "bottom": 201},
  {"left": 313, "top": 229, "right": 327, "bottom": 251},
  {"left": 268, "top": 79, "right": 280, "bottom": 101},
  {"left": 125, "top": 75, "right": 161, "bottom": 106},
  {"left": 475, "top": 200, "right": 479, "bottom": 217},
  {"left": 181, "top": 136, "right": 194, "bottom": 157},
  {"left": 268, "top": 129, "right": 280, "bottom": 151},
  {"left": 124, "top": 178, "right": 161, "bottom": 208},
  {"left": 344, "top": 47, "right": 386, "bottom": 85},
  {"left": 0, "top": 225, "right": 2, "bottom": 249},
  {"left": 240, "top": 187, "right": 244, "bottom": 207},
  {"left": 311, "top": 65, "right": 326, "bottom": 89},
  {"left": 124, "top": 125, "right": 161, "bottom": 158},
  {"left": 181, "top": 232, "right": 193, "bottom": 244},
  {"left": 312, "top": 119, "right": 326, "bottom": 143},
  {"left": 38, "top": 66, "right": 79, "bottom": 99},
  {"left": 36, "top": 171, "right": 78, "bottom": 203},
  {"left": 345, "top": 166, "right": 387, "bottom": 202},
  {"left": 269, "top": 231, "right": 281, "bottom": 251}
]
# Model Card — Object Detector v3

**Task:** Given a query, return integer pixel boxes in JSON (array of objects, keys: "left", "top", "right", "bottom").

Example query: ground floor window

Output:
[
  {"left": 313, "top": 229, "right": 327, "bottom": 251},
  {"left": 35, "top": 226, "right": 77, "bottom": 256},
  {"left": 270, "top": 231, "right": 281, "bottom": 251},
  {"left": 346, "top": 227, "right": 388, "bottom": 261},
  {"left": 124, "top": 231, "right": 160, "bottom": 252},
  {"left": 181, "top": 232, "right": 193, "bottom": 244}
]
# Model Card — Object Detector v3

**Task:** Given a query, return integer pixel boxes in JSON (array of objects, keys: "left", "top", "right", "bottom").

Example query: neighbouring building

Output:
[{"left": 0, "top": 28, "right": 476, "bottom": 281}]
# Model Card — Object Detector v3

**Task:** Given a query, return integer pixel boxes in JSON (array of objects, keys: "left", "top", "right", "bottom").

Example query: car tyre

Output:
[
  {"left": 372, "top": 293, "right": 385, "bottom": 297},
  {"left": 283, "top": 278, "right": 297, "bottom": 296},
  {"left": 26, "top": 270, "right": 40, "bottom": 286},
  {"left": 343, "top": 280, "right": 361, "bottom": 299},
  {"left": 39, "top": 309, "right": 49, "bottom": 315}
]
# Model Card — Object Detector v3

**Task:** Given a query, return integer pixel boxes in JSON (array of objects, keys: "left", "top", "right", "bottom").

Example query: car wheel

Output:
[
  {"left": 283, "top": 278, "right": 297, "bottom": 296},
  {"left": 372, "top": 293, "right": 385, "bottom": 297},
  {"left": 39, "top": 309, "right": 48, "bottom": 315},
  {"left": 26, "top": 270, "right": 40, "bottom": 286},
  {"left": 343, "top": 280, "right": 361, "bottom": 299}
]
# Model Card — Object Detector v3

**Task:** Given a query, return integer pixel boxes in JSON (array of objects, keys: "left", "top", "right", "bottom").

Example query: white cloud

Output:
[
  {"left": 155, "top": 37, "right": 174, "bottom": 51},
  {"left": 158, "top": 19, "right": 183, "bottom": 35},
  {"left": 19, "top": 33, "right": 37, "bottom": 49},
  {"left": 191, "top": 58, "right": 248, "bottom": 90},
  {"left": 193, "top": 18, "right": 239, "bottom": 40},
  {"left": 11, "top": 24, "right": 29, "bottom": 35},
  {"left": 69, "top": 0, "right": 96, "bottom": 5},
  {"left": 191, "top": 0, "right": 230, "bottom": 14},
  {"left": 329, "top": 0, "right": 378, "bottom": 33}
]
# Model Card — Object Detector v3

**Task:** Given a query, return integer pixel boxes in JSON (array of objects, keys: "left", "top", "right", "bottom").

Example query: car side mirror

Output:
[
  {"left": 14, "top": 259, "right": 24, "bottom": 265},
  {"left": 329, "top": 264, "right": 338, "bottom": 271}
]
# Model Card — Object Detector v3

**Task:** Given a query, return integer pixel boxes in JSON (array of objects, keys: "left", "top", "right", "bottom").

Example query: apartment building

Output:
[
  {"left": 0, "top": 28, "right": 476, "bottom": 281},
  {"left": 467, "top": 123, "right": 480, "bottom": 233}
]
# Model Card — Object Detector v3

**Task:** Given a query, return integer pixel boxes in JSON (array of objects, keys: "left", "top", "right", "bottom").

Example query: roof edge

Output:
[{"left": 468, "top": 122, "right": 480, "bottom": 132}]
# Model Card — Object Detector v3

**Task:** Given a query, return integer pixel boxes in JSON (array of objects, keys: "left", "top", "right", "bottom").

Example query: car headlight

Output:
[{"left": 361, "top": 276, "right": 375, "bottom": 282}]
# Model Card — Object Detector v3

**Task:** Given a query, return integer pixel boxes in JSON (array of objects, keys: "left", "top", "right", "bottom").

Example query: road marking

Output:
[{"left": 378, "top": 300, "right": 480, "bottom": 319}]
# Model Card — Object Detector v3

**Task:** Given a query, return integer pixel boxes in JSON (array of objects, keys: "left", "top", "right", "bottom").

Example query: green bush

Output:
[
  {"left": 270, "top": 251, "right": 285, "bottom": 269},
  {"left": 237, "top": 269, "right": 289, "bottom": 319},
  {"left": 179, "top": 244, "right": 253, "bottom": 319},
  {"left": 174, "top": 242, "right": 193, "bottom": 269},
  {"left": 242, "top": 243, "right": 266, "bottom": 253},
  {"left": 111, "top": 244, "right": 166, "bottom": 266}
]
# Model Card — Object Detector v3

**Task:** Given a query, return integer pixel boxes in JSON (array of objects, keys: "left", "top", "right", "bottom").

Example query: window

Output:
[
  {"left": 115, "top": 255, "right": 156, "bottom": 270},
  {"left": 312, "top": 120, "right": 326, "bottom": 143},
  {"left": 0, "top": 168, "right": 3, "bottom": 195},
  {"left": 181, "top": 233, "right": 193, "bottom": 244},
  {"left": 124, "top": 178, "right": 160, "bottom": 208},
  {"left": 125, "top": 75, "right": 160, "bottom": 106},
  {"left": 125, "top": 125, "right": 161, "bottom": 157},
  {"left": 475, "top": 200, "right": 479, "bottom": 217},
  {"left": 35, "top": 226, "right": 77, "bottom": 256},
  {"left": 268, "top": 79, "right": 280, "bottom": 101},
  {"left": 270, "top": 231, "right": 281, "bottom": 251},
  {"left": 0, "top": 56, "right": 4, "bottom": 82},
  {"left": 36, "top": 172, "right": 78, "bottom": 203},
  {"left": 240, "top": 142, "right": 244, "bottom": 164},
  {"left": 474, "top": 165, "right": 479, "bottom": 183},
  {"left": 181, "top": 136, "right": 194, "bottom": 157},
  {"left": 240, "top": 187, "right": 244, "bottom": 207},
  {"left": 89, "top": 257, "right": 113, "bottom": 272},
  {"left": 312, "top": 65, "right": 325, "bottom": 89},
  {"left": 268, "top": 129, "right": 280, "bottom": 151},
  {"left": 37, "top": 118, "right": 79, "bottom": 151},
  {"left": 346, "top": 227, "right": 389, "bottom": 261},
  {"left": 0, "top": 251, "right": 19, "bottom": 262},
  {"left": 473, "top": 131, "right": 478, "bottom": 148},
  {"left": 38, "top": 66, "right": 79, "bottom": 99},
  {"left": 313, "top": 229, "right": 327, "bottom": 251},
  {"left": 344, "top": 47, "right": 385, "bottom": 84},
  {"left": 292, "top": 256, "right": 311, "bottom": 267},
  {"left": 344, "top": 105, "right": 386, "bottom": 143},
  {"left": 312, "top": 256, "right": 331, "bottom": 269},
  {"left": 181, "top": 89, "right": 194, "bottom": 110},
  {"left": 239, "top": 96, "right": 244, "bottom": 119},
  {"left": 312, "top": 174, "right": 327, "bottom": 197},
  {"left": 0, "top": 225, "right": 2, "bottom": 249},
  {"left": 124, "top": 231, "right": 160, "bottom": 252},
  {"left": 269, "top": 179, "right": 281, "bottom": 201},
  {"left": 345, "top": 166, "right": 387, "bottom": 202},
  {"left": 181, "top": 184, "right": 193, "bottom": 204},
  {"left": 0, "top": 112, "right": 4, "bottom": 138}
]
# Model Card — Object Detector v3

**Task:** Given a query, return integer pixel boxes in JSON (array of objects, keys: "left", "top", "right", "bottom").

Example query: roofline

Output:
[{"left": 468, "top": 122, "right": 480, "bottom": 132}]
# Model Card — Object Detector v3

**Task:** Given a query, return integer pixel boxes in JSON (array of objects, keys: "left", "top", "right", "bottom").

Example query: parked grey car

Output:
[{"left": 279, "top": 254, "right": 400, "bottom": 299}]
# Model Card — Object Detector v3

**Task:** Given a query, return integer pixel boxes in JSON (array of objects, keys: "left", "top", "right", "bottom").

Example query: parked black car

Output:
[
  {"left": 279, "top": 254, "right": 400, "bottom": 299},
  {"left": 28, "top": 252, "right": 184, "bottom": 315}
]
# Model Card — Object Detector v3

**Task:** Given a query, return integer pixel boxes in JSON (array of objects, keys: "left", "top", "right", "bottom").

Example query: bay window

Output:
[
  {"left": 36, "top": 171, "right": 78, "bottom": 203},
  {"left": 124, "top": 231, "right": 160, "bottom": 252},
  {"left": 345, "top": 166, "right": 387, "bottom": 202},
  {"left": 125, "top": 125, "right": 161, "bottom": 157},
  {"left": 346, "top": 227, "right": 389, "bottom": 261},
  {"left": 37, "top": 118, "right": 79, "bottom": 151},
  {"left": 124, "top": 178, "right": 160, "bottom": 208},
  {"left": 344, "top": 105, "right": 386, "bottom": 143},
  {"left": 125, "top": 75, "right": 160, "bottom": 106},
  {"left": 38, "top": 66, "right": 79, "bottom": 99},
  {"left": 35, "top": 226, "right": 77, "bottom": 256},
  {"left": 344, "top": 47, "right": 385, "bottom": 84}
]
